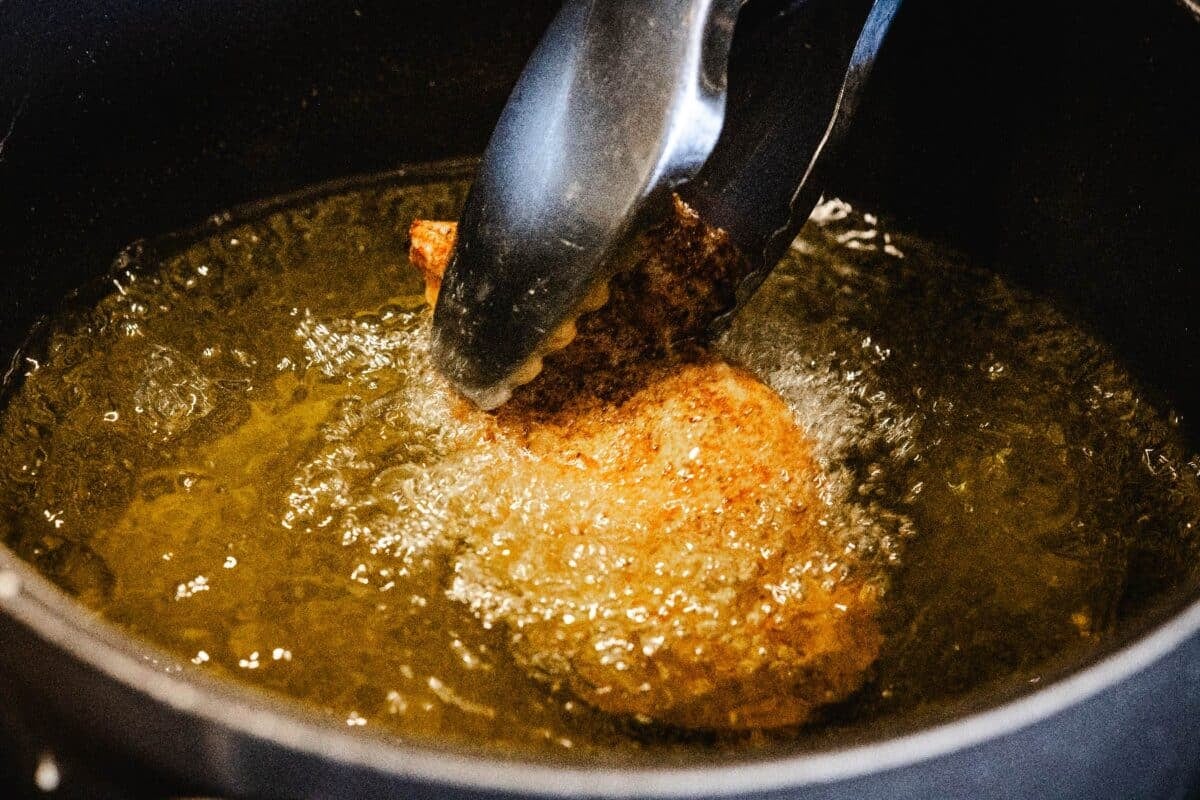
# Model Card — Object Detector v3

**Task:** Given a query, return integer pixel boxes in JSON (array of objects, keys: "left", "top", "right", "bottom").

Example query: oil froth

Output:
[{"left": 1, "top": 170, "right": 1197, "bottom": 759}]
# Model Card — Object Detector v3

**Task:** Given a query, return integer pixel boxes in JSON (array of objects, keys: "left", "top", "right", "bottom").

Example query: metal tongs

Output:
[{"left": 431, "top": 0, "right": 902, "bottom": 408}]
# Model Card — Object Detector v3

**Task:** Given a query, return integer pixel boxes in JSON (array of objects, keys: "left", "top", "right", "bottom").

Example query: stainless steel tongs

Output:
[{"left": 430, "top": 0, "right": 902, "bottom": 408}]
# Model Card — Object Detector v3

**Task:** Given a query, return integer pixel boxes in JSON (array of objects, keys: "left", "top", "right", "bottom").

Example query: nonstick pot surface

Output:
[{"left": 1, "top": 1, "right": 1199, "bottom": 798}]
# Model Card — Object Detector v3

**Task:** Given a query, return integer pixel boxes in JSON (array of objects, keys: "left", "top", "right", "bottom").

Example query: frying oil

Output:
[{"left": 2, "top": 164, "right": 1198, "bottom": 761}]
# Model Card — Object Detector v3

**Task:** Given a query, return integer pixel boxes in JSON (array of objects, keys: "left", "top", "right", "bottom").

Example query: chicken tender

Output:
[{"left": 410, "top": 211, "right": 884, "bottom": 729}]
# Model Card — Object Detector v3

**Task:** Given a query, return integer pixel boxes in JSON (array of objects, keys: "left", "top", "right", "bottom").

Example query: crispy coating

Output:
[
  {"left": 542, "top": 196, "right": 752, "bottom": 373},
  {"left": 408, "top": 210, "right": 882, "bottom": 729},
  {"left": 409, "top": 219, "right": 457, "bottom": 307},
  {"left": 453, "top": 359, "right": 882, "bottom": 729}
]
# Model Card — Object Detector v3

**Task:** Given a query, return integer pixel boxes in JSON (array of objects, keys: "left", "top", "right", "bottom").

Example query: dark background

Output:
[{"left": 1, "top": 0, "right": 1198, "bottom": 411}]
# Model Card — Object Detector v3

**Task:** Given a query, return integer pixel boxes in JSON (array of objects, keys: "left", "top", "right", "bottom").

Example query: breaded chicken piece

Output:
[
  {"left": 452, "top": 359, "right": 882, "bottom": 729},
  {"left": 410, "top": 212, "right": 883, "bottom": 729}
]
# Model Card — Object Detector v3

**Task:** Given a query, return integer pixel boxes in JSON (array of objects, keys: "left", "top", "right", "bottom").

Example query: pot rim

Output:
[{"left": 2, "top": 541, "right": 1198, "bottom": 798}]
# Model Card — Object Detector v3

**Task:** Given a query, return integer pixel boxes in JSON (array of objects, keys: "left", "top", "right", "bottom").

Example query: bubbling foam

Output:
[{"left": 3, "top": 174, "right": 1196, "bottom": 757}]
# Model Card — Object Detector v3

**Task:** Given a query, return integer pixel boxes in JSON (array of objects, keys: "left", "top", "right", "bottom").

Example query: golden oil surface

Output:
[{"left": 2, "top": 167, "right": 1198, "bottom": 760}]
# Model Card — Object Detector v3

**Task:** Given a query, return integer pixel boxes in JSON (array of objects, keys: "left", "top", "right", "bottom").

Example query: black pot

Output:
[{"left": 2, "top": 1, "right": 1199, "bottom": 797}]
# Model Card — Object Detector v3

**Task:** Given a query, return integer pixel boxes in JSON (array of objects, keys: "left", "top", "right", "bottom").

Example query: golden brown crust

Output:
[
  {"left": 452, "top": 359, "right": 882, "bottom": 729},
  {"left": 409, "top": 197, "right": 752, "bottom": 404},
  {"left": 408, "top": 219, "right": 456, "bottom": 307},
  {"left": 408, "top": 203, "right": 882, "bottom": 730}
]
